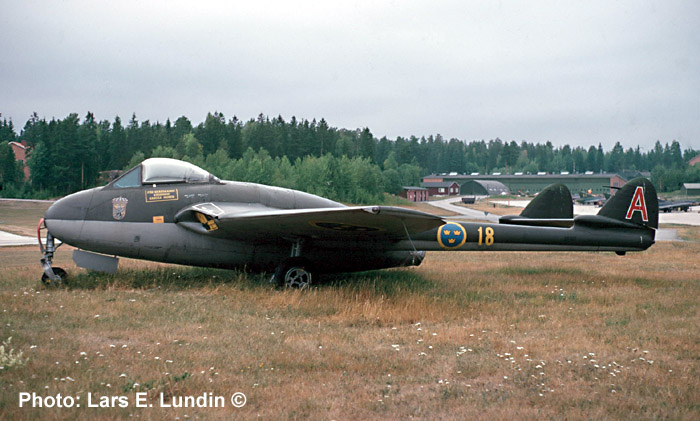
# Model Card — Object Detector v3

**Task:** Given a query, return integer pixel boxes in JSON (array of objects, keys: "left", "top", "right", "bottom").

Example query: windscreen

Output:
[{"left": 112, "top": 166, "right": 141, "bottom": 188}]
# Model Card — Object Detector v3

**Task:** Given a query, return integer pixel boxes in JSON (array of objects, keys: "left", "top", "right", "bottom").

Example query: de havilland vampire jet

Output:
[{"left": 38, "top": 158, "right": 658, "bottom": 288}]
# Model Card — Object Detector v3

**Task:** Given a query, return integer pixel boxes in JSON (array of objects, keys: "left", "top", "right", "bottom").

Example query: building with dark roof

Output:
[{"left": 422, "top": 181, "right": 460, "bottom": 196}]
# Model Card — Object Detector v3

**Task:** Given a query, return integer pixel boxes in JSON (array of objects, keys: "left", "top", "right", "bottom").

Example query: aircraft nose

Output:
[
  {"left": 44, "top": 189, "right": 95, "bottom": 244},
  {"left": 45, "top": 189, "right": 94, "bottom": 221}
]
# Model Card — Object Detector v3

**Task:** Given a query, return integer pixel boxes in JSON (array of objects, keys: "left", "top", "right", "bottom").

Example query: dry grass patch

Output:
[{"left": 0, "top": 200, "right": 53, "bottom": 236}]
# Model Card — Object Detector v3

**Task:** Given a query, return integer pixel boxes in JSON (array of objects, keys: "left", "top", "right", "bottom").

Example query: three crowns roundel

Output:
[{"left": 437, "top": 222, "right": 467, "bottom": 250}]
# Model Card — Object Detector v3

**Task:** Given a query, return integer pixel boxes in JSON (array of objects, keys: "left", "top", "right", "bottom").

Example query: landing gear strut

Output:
[{"left": 38, "top": 218, "right": 66, "bottom": 287}]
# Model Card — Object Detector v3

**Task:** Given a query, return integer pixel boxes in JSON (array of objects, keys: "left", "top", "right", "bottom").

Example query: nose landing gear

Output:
[{"left": 38, "top": 218, "right": 66, "bottom": 287}]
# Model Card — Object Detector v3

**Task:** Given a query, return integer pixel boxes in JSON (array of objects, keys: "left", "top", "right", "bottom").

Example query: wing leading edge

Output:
[{"left": 175, "top": 203, "right": 444, "bottom": 242}]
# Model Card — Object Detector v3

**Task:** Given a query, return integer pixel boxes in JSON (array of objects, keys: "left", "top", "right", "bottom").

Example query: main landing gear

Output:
[
  {"left": 38, "top": 218, "right": 66, "bottom": 287},
  {"left": 273, "top": 257, "right": 314, "bottom": 289},
  {"left": 271, "top": 239, "right": 315, "bottom": 289}
]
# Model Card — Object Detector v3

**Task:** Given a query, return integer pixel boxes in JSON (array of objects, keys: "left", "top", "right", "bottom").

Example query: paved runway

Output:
[
  {"left": 426, "top": 196, "right": 499, "bottom": 222},
  {"left": 0, "top": 230, "right": 39, "bottom": 246}
]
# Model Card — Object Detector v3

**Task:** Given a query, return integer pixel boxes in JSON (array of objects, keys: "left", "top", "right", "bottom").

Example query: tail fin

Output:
[
  {"left": 521, "top": 184, "right": 573, "bottom": 219},
  {"left": 597, "top": 177, "right": 658, "bottom": 229},
  {"left": 499, "top": 184, "right": 573, "bottom": 227}
]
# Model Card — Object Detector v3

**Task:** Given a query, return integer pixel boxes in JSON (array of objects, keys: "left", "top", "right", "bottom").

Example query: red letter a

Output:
[{"left": 625, "top": 186, "right": 648, "bottom": 221}]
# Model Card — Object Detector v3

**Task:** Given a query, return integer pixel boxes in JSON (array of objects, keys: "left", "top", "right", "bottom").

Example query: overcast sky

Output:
[{"left": 2, "top": 0, "right": 698, "bottom": 150}]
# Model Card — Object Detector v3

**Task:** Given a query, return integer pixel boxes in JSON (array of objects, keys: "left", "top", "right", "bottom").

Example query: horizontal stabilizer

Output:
[
  {"left": 573, "top": 214, "right": 649, "bottom": 229},
  {"left": 498, "top": 216, "right": 574, "bottom": 228}
]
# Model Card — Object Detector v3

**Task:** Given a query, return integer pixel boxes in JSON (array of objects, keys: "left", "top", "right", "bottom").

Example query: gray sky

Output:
[{"left": 2, "top": 0, "right": 698, "bottom": 150}]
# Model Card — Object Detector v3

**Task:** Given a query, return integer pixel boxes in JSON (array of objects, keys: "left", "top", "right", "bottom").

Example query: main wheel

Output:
[
  {"left": 274, "top": 258, "right": 314, "bottom": 289},
  {"left": 41, "top": 267, "right": 67, "bottom": 287},
  {"left": 284, "top": 267, "right": 312, "bottom": 289}
]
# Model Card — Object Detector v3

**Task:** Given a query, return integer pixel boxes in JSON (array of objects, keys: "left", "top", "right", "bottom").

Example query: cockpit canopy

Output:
[{"left": 111, "top": 158, "right": 220, "bottom": 188}]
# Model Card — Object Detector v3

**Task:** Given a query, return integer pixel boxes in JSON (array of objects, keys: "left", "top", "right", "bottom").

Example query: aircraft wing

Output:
[
  {"left": 659, "top": 200, "right": 696, "bottom": 211},
  {"left": 174, "top": 202, "right": 444, "bottom": 242}
]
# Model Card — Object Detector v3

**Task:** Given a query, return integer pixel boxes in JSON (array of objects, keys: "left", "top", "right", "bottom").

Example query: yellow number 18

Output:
[{"left": 477, "top": 227, "right": 495, "bottom": 246}]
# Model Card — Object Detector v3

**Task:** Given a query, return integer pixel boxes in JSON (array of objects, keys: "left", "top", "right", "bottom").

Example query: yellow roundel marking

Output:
[{"left": 437, "top": 222, "right": 467, "bottom": 250}]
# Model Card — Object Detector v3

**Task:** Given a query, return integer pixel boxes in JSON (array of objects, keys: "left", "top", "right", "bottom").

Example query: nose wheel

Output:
[
  {"left": 38, "top": 218, "right": 67, "bottom": 287},
  {"left": 41, "top": 267, "right": 67, "bottom": 287}
]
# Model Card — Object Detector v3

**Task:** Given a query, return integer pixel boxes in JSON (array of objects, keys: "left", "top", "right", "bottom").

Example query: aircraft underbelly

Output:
[
  {"left": 68, "top": 221, "right": 256, "bottom": 266},
  {"left": 47, "top": 219, "right": 418, "bottom": 273}
]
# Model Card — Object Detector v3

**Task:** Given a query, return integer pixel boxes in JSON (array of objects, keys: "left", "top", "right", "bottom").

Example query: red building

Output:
[
  {"left": 9, "top": 141, "right": 30, "bottom": 181},
  {"left": 400, "top": 186, "right": 428, "bottom": 202},
  {"left": 422, "top": 181, "right": 461, "bottom": 196}
]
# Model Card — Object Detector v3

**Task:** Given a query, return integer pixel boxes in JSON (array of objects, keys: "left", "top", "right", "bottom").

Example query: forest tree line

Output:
[{"left": 1, "top": 111, "right": 699, "bottom": 202}]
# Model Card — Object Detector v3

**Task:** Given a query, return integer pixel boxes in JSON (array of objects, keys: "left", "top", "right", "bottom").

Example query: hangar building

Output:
[{"left": 460, "top": 180, "right": 510, "bottom": 196}]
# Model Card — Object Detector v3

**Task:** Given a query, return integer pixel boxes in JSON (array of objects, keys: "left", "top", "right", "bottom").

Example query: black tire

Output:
[
  {"left": 41, "top": 267, "right": 67, "bottom": 287},
  {"left": 274, "top": 258, "right": 314, "bottom": 289}
]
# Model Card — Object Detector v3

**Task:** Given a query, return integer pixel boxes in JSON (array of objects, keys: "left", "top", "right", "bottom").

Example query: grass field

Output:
[
  {"left": 1, "top": 201, "right": 699, "bottom": 419},
  {"left": 0, "top": 199, "right": 53, "bottom": 236}
]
